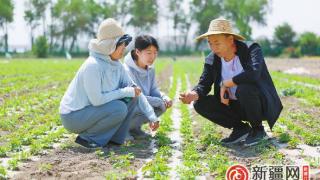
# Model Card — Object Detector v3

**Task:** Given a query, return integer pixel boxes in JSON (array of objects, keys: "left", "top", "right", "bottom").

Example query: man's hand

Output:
[
  {"left": 134, "top": 87, "right": 141, "bottom": 97},
  {"left": 220, "top": 86, "right": 230, "bottom": 106},
  {"left": 149, "top": 121, "right": 160, "bottom": 131},
  {"left": 179, "top": 91, "right": 199, "bottom": 104}
]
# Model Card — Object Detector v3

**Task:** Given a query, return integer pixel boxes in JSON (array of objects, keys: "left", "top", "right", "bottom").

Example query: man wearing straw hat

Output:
[{"left": 180, "top": 18, "right": 282, "bottom": 146}]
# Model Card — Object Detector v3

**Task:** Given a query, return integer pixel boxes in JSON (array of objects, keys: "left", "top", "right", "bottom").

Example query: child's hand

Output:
[
  {"left": 164, "top": 99, "right": 172, "bottom": 109},
  {"left": 149, "top": 121, "right": 159, "bottom": 131}
]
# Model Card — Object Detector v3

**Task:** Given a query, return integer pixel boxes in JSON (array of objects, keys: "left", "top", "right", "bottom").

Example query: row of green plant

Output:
[
  {"left": 141, "top": 72, "right": 178, "bottom": 179},
  {"left": 178, "top": 75, "right": 208, "bottom": 178},
  {"left": 275, "top": 116, "right": 320, "bottom": 146},
  {"left": 271, "top": 71, "right": 320, "bottom": 85},
  {"left": 176, "top": 66, "right": 234, "bottom": 179},
  {"left": 0, "top": 60, "right": 82, "bottom": 97},
  {"left": 92, "top": 150, "right": 137, "bottom": 179},
  {"left": 272, "top": 74, "right": 320, "bottom": 106},
  {"left": 271, "top": 72, "right": 320, "bottom": 145},
  {"left": 0, "top": 86, "right": 65, "bottom": 131}
]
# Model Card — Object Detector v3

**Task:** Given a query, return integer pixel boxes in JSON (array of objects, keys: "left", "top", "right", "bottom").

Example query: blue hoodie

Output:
[{"left": 124, "top": 52, "right": 170, "bottom": 108}]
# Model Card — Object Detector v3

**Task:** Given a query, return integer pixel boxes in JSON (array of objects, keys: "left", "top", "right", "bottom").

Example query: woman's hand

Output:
[
  {"left": 134, "top": 87, "right": 141, "bottom": 97},
  {"left": 149, "top": 121, "right": 160, "bottom": 131}
]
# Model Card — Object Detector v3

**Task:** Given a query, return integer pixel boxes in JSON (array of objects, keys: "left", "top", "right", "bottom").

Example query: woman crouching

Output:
[{"left": 59, "top": 19, "right": 159, "bottom": 148}]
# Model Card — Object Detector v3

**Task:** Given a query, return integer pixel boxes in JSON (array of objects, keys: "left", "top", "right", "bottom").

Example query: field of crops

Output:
[{"left": 0, "top": 57, "right": 320, "bottom": 179}]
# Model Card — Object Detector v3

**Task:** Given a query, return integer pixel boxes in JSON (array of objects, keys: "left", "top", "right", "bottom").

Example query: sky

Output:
[{"left": 4, "top": 0, "right": 320, "bottom": 51}]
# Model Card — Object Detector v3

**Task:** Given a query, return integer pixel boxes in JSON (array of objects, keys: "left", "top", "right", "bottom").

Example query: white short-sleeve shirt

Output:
[{"left": 221, "top": 55, "right": 244, "bottom": 100}]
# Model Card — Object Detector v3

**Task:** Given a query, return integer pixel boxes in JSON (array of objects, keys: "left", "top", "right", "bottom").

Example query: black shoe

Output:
[
  {"left": 221, "top": 124, "right": 250, "bottom": 144},
  {"left": 130, "top": 129, "right": 149, "bottom": 139},
  {"left": 108, "top": 141, "right": 122, "bottom": 146},
  {"left": 75, "top": 136, "right": 100, "bottom": 149},
  {"left": 244, "top": 126, "right": 268, "bottom": 147}
]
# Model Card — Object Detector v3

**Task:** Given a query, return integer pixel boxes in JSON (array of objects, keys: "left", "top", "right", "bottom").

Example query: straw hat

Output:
[
  {"left": 88, "top": 18, "right": 125, "bottom": 55},
  {"left": 196, "top": 18, "right": 245, "bottom": 41}
]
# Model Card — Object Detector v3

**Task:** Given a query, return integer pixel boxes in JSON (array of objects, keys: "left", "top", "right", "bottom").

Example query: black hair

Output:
[
  {"left": 131, "top": 35, "right": 159, "bottom": 60},
  {"left": 116, "top": 34, "right": 132, "bottom": 48}
]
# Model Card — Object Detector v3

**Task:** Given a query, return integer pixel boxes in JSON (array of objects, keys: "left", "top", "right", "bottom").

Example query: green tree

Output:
[
  {"left": 191, "top": 0, "right": 222, "bottom": 35},
  {"left": 223, "top": 0, "right": 269, "bottom": 40},
  {"left": 33, "top": 36, "right": 48, "bottom": 58},
  {"left": 0, "top": 0, "right": 14, "bottom": 53},
  {"left": 48, "top": 1, "right": 57, "bottom": 52},
  {"left": 52, "top": 0, "right": 101, "bottom": 52},
  {"left": 102, "top": 0, "right": 130, "bottom": 27},
  {"left": 85, "top": 0, "right": 103, "bottom": 37},
  {"left": 52, "top": 0, "right": 69, "bottom": 52},
  {"left": 128, "top": 0, "right": 158, "bottom": 32},
  {"left": 273, "top": 23, "right": 296, "bottom": 52},
  {"left": 298, "top": 32, "right": 320, "bottom": 56},
  {"left": 256, "top": 37, "right": 273, "bottom": 56},
  {"left": 190, "top": 0, "right": 222, "bottom": 49},
  {"left": 35, "top": 0, "right": 50, "bottom": 36},
  {"left": 0, "top": 38, "right": 3, "bottom": 51},
  {"left": 25, "top": 0, "right": 50, "bottom": 36},
  {"left": 24, "top": 7, "right": 39, "bottom": 47},
  {"left": 169, "top": 0, "right": 192, "bottom": 51}
]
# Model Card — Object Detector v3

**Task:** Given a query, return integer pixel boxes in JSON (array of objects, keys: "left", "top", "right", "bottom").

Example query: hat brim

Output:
[{"left": 195, "top": 31, "right": 245, "bottom": 41}]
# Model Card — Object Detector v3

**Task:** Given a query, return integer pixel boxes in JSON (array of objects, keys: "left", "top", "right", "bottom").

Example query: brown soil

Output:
[{"left": 11, "top": 136, "right": 153, "bottom": 179}]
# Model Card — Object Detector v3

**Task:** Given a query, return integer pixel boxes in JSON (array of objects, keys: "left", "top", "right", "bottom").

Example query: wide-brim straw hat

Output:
[{"left": 196, "top": 18, "right": 245, "bottom": 41}]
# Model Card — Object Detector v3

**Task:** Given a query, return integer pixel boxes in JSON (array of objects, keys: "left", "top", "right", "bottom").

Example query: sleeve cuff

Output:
[
  {"left": 147, "top": 113, "right": 158, "bottom": 122},
  {"left": 120, "top": 87, "right": 135, "bottom": 97}
]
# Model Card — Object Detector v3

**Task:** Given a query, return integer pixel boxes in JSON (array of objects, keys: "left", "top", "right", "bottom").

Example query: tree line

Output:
[
  {"left": 258, "top": 23, "right": 320, "bottom": 57},
  {"left": 0, "top": 0, "right": 319, "bottom": 58}
]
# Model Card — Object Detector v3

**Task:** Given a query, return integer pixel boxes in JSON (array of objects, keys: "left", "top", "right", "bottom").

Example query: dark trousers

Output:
[{"left": 193, "top": 84, "right": 264, "bottom": 129}]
